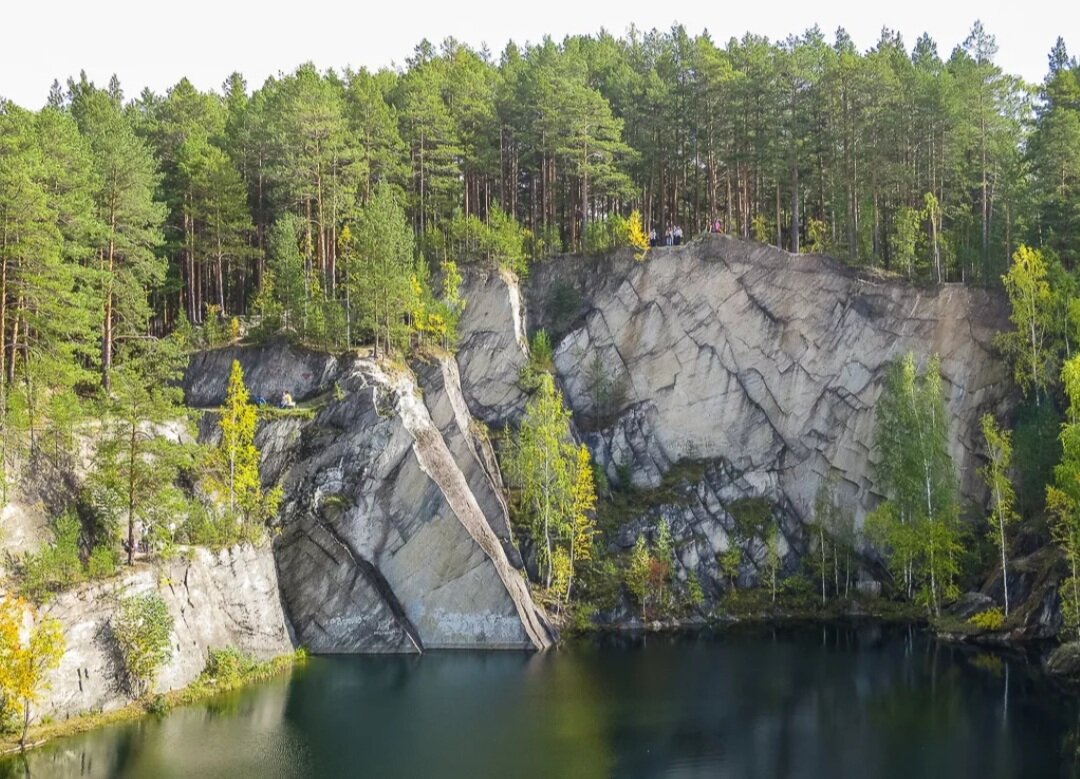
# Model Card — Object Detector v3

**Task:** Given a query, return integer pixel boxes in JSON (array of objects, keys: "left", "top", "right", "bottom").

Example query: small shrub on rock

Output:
[
  {"left": 112, "top": 592, "right": 174, "bottom": 698},
  {"left": 968, "top": 607, "right": 1005, "bottom": 631}
]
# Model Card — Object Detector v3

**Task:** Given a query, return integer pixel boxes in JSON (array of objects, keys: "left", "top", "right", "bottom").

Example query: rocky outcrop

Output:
[
  {"left": 526, "top": 236, "right": 1011, "bottom": 531},
  {"left": 231, "top": 350, "right": 553, "bottom": 653},
  {"left": 184, "top": 341, "right": 340, "bottom": 407},
  {"left": 605, "top": 460, "right": 800, "bottom": 602},
  {"left": 40, "top": 544, "right": 291, "bottom": 720},
  {"left": 455, "top": 267, "right": 530, "bottom": 424}
]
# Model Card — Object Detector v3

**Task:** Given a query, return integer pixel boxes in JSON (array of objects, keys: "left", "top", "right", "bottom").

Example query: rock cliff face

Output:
[
  {"left": 526, "top": 237, "right": 1009, "bottom": 513},
  {"left": 40, "top": 544, "right": 291, "bottom": 720},
  {"left": 454, "top": 267, "right": 531, "bottom": 424},
  {"left": 184, "top": 341, "right": 340, "bottom": 408},
  {"left": 481, "top": 236, "right": 1011, "bottom": 598},
  {"left": 210, "top": 349, "right": 555, "bottom": 653}
]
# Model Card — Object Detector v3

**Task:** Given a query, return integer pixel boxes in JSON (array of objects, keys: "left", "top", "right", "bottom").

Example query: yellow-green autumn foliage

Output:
[
  {"left": 0, "top": 597, "right": 64, "bottom": 743},
  {"left": 997, "top": 245, "right": 1055, "bottom": 405},
  {"left": 504, "top": 374, "right": 598, "bottom": 605},
  {"left": 1048, "top": 355, "right": 1080, "bottom": 641},
  {"left": 203, "top": 360, "right": 281, "bottom": 534}
]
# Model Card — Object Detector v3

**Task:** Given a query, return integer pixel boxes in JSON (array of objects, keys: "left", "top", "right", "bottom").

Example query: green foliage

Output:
[
  {"left": 1013, "top": 400, "right": 1061, "bottom": 518},
  {"left": 88, "top": 336, "right": 195, "bottom": 565},
  {"left": 868, "top": 353, "right": 962, "bottom": 615},
  {"left": 531, "top": 330, "right": 554, "bottom": 370},
  {"left": 981, "top": 414, "right": 1019, "bottom": 615},
  {"left": 548, "top": 282, "right": 582, "bottom": 335},
  {"left": 625, "top": 536, "right": 652, "bottom": 620},
  {"left": 112, "top": 592, "right": 174, "bottom": 699},
  {"left": 201, "top": 360, "right": 281, "bottom": 540},
  {"left": 582, "top": 356, "right": 627, "bottom": 430},
  {"left": 765, "top": 525, "right": 782, "bottom": 604},
  {"left": 728, "top": 497, "right": 772, "bottom": 539},
  {"left": 997, "top": 245, "right": 1055, "bottom": 405},
  {"left": 86, "top": 544, "right": 118, "bottom": 580},
  {"left": 519, "top": 330, "right": 555, "bottom": 391},
  {"left": 203, "top": 305, "right": 224, "bottom": 348},
  {"left": 968, "top": 607, "right": 1005, "bottom": 631},
  {"left": 202, "top": 647, "right": 257, "bottom": 688},
  {"left": 503, "top": 374, "right": 598, "bottom": 603},
  {"left": 21, "top": 511, "right": 84, "bottom": 601},
  {"left": 686, "top": 573, "right": 705, "bottom": 609},
  {"left": 807, "top": 474, "right": 857, "bottom": 603},
  {"left": 341, "top": 183, "right": 418, "bottom": 355},
  {"left": 584, "top": 213, "right": 631, "bottom": 255},
  {"left": 718, "top": 546, "right": 742, "bottom": 588},
  {"left": 1048, "top": 355, "right": 1080, "bottom": 641},
  {"left": 751, "top": 214, "right": 770, "bottom": 244}
]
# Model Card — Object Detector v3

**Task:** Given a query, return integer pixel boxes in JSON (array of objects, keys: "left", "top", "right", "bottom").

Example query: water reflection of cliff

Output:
[
  {"left": 3, "top": 626, "right": 1079, "bottom": 778},
  {"left": 1, "top": 673, "right": 303, "bottom": 779}
]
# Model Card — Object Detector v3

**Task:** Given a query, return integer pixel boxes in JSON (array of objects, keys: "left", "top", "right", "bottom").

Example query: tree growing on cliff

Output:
[
  {"left": 503, "top": 374, "right": 598, "bottom": 602},
  {"left": 343, "top": 183, "right": 417, "bottom": 356},
  {"left": 866, "top": 353, "right": 962, "bottom": 616},
  {"left": 112, "top": 591, "right": 174, "bottom": 699},
  {"left": 202, "top": 360, "right": 281, "bottom": 539},
  {"left": 1048, "top": 355, "right": 1080, "bottom": 640},
  {"left": 998, "top": 245, "right": 1055, "bottom": 406},
  {"left": 625, "top": 536, "right": 652, "bottom": 622},
  {"left": 0, "top": 596, "right": 65, "bottom": 747},
  {"left": 809, "top": 475, "right": 856, "bottom": 603},
  {"left": 981, "top": 414, "right": 1018, "bottom": 616},
  {"left": 89, "top": 336, "right": 194, "bottom": 565}
]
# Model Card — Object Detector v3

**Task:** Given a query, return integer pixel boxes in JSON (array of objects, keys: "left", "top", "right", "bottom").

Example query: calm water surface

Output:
[{"left": 4, "top": 624, "right": 1078, "bottom": 778}]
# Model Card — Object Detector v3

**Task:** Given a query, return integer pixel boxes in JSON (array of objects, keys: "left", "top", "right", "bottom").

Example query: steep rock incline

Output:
[
  {"left": 41, "top": 544, "right": 291, "bottom": 720},
  {"left": 455, "top": 267, "right": 530, "bottom": 424},
  {"left": 185, "top": 341, "right": 340, "bottom": 407},
  {"left": 251, "top": 353, "right": 552, "bottom": 652},
  {"left": 525, "top": 236, "right": 1010, "bottom": 529}
]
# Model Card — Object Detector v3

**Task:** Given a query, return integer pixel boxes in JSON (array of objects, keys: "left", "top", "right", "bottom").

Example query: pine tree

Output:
[
  {"left": 344, "top": 183, "right": 416, "bottom": 355},
  {"left": 69, "top": 77, "right": 166, "bottom": 390},
  {"left": 89, "top": 337, "right": 193, "bottom": 565},
  {"left": 1048, "top": 356, "right": 1080, "bottom": 641}
]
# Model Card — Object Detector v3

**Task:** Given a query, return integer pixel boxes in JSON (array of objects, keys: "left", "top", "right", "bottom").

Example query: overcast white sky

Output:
[{"left": 2, "top": 0, "right": 1078, "bottom": 108}]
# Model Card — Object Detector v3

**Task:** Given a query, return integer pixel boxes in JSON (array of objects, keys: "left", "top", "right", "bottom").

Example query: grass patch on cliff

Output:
[
  {"left": 596, "top": 459, "right": 709, "bottom": 532},
  {"left": 0, "top": 649, "right": 306, "bottom": 756}
]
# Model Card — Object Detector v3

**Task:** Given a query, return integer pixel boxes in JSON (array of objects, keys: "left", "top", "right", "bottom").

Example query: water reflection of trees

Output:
[{"left": 5, "top": 629, "right": 1080, "bottom": 777}]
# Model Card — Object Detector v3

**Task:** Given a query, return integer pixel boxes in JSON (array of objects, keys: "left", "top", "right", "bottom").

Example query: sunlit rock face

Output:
[
  {"left": 482, "top": 235, "right": 1011, "bottom": 600},
  {"left": 42, "top": 544, "right": 292, "bottom": 720},
  {"left": 182, "top": 343, "right": 554, "bottom": 653}
]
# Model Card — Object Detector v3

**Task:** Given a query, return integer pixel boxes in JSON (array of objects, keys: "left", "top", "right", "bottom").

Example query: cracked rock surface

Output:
[
  {"left": 525, "top": 236, "right": 1011, "bottom": 529},
  {"left": 258, "top": 354, "right": 553, "bottom": 653},
  {"left": 40, "top": 545, "right": 291, "bottom": 720}
]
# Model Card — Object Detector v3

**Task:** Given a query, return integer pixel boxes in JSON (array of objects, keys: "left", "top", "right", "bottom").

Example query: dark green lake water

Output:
[{"left": 4, "top": 624, "right": 1078, "bottom": 778}]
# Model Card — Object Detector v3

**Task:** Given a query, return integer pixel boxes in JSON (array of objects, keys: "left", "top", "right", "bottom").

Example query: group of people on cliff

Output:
[
  {"left": 649, "top": 225, "right": 684, "bottom": 247},
  {"left": 648, "top": 218, "right": 725, "bottom": 247}
]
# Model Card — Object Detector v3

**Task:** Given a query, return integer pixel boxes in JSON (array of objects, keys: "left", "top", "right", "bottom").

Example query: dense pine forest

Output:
[{"left": 4, "top": 24, "right": 1079, "bottom": 351}]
